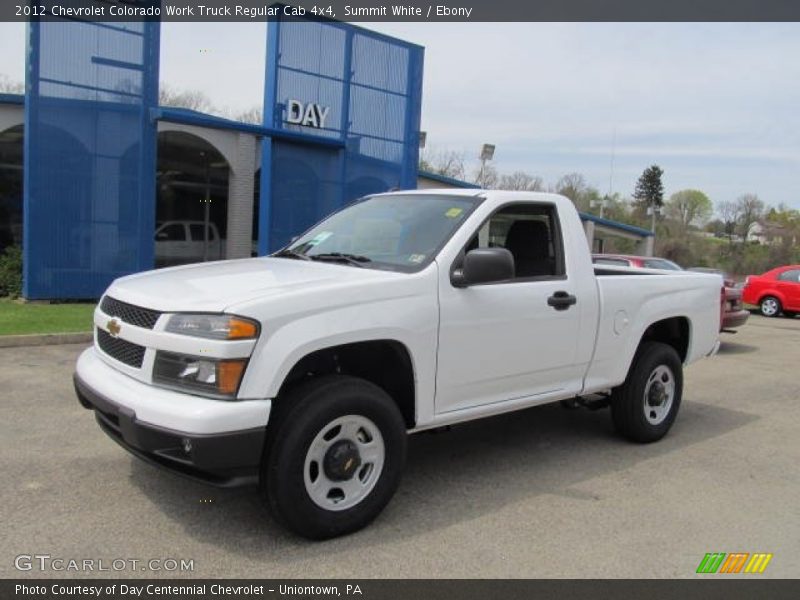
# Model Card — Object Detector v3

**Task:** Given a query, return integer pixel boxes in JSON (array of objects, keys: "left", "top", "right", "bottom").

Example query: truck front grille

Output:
[
  {"left": 100, "top": 296, "right": 162, "bottom": 330},
  {"left": 97, "top": 328, "right": 145, "bottom": 368}
]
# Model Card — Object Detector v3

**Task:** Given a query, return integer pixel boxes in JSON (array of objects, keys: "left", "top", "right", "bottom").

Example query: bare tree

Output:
[
  {"left": 419, "top": 149, "right": 467, "bottom": 180},
  {"left": 473, "top": 162, "right": 498, "bottom": 188},
  {"left": 555, "top": 172, "right": 588, "bottom": 203},
  {"left": 717, "top": 199, "right": 741, "bottom": 244},
  {"left": 233, "top": 106, "right": 263, "bottom": 125},
  {"left": 735, "top": 193, "right": 765, "bottom": 240},
  {"left": 0, "top": 74, "right": 24, "bottom": 94},
  {"left": 497, "top": 171, "right": 544, "bottom": 191},
  {"left": 159, "top": 84, "right": 215, "bottom": 113}
]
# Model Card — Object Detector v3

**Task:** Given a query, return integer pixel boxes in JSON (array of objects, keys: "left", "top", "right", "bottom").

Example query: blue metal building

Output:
[{"left": 15, "top": 16, "right": 424, "bottom": 299}]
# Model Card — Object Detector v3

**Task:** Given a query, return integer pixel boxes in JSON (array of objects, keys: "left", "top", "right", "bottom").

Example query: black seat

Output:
[{"left": 504, "top": 220, "right": 552, "bottom": 277}]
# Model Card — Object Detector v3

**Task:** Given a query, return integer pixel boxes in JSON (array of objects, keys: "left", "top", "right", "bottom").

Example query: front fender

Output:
[{"left": 236, "top": 295, "right": 438, "bottom": 417}]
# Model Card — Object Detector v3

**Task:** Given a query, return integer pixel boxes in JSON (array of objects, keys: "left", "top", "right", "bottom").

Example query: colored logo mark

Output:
[{"left": 696, "top": 552, "right": 773, "bottom": 574}]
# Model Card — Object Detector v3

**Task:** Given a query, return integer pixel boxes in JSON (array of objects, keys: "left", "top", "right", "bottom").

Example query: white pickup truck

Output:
[{"left": 75, "top": 190, "right": 721, "bottom": 539}]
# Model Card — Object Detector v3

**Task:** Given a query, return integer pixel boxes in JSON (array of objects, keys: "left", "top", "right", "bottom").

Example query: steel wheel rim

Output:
[
  {"left": 643, "top": 365, "right": 675, "bottom": 425},
  {"left": 303, "top": 415, "right": 385, "bottom": 511},
  {"left": 762, "top": 298, "right": 778, "bottom": 316}
]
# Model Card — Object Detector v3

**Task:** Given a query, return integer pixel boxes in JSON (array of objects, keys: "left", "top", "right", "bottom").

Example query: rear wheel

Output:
[
  {"left": 760, "top": 296, "right": 782, "bottom": 317},
  {"left": 611, "top": 342, "right": 683, "bottom": 443},
  {"left": 261, "top": 375, "right": 406, "bottom": 540}
]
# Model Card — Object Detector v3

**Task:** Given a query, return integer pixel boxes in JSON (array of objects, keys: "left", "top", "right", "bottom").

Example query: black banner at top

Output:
[{"left": 3, "top": 0, "right": 800, "bottom": 22}]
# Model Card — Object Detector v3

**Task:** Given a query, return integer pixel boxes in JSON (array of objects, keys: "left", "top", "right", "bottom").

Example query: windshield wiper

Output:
[
  {"left": 273, "top": 249, "right": 312, "bottom": 261},
  {"left": 309, "top": 252, "right": 372, "bottom": 267}
]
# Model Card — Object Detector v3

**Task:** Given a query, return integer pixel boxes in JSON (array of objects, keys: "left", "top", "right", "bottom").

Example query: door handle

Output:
[{"left": 547, "top": 291, "right": 577, "bottom": 311}]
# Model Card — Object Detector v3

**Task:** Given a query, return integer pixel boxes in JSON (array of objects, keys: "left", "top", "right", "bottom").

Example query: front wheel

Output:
[
  {"left": 261, "top": 375, "right": 407, "bottom": 540},
  {"left": 760, "top": 296, "right": 782, "bottom": 317},
  {"left": 611, "top": 341, "right": 683, "bottom": 443}
]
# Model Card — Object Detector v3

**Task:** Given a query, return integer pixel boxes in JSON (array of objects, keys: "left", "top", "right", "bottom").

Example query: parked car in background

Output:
[
  {"left": 591, "top": 254, "right": 682, "bottom": 271},
  {"left": 155, "top": 220, "right": 223, "bottom": 267},
  {"left": 689, "top": 268, "right": 749, "bottom": 331},
  {"left": 742, "top": 265, "right": 800, "bottom": 318}
]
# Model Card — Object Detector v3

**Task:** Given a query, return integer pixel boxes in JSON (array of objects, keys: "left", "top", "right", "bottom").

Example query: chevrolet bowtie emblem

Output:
[{"left": 107, "top": 319, "right": 122, "bottom": 337}]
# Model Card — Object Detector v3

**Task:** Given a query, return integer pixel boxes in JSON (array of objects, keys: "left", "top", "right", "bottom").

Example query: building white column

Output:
[
  {"left": 225, "top": 133, "right": 257, "bottom": 259},
  {"left": 583, "top": 219, "right": 596, "bottom": 251},
  {"left": 638, "top": 236, "right": 654, "bottom": 256}
]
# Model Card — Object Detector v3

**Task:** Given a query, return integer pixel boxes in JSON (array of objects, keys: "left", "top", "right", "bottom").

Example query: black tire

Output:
[
  {"left": 611, "top": 341, "right": 683, "bottom": 443},
  {"left": 759, "top": 296, "right": 782, "bottom": 318},
  {"left": 261, "top": 375, "right": 407, "bottom": 540}
]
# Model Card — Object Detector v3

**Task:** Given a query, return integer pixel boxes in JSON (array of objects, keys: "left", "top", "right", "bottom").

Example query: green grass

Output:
[{"left": 0, "top": 298, "right": 96, "bottom": 336}]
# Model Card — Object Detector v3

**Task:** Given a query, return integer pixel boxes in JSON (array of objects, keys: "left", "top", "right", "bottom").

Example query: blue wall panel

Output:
[
  {"left": 24, "top": 20, "right": 159, "bottom": 299},
  {"left": 259, "top": 18, "right": 424, "bottom": 253}
]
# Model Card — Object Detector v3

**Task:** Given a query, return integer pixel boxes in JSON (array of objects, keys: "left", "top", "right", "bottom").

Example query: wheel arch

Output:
[
  {"left": 757, "top": 291, "right": 785, "bottom": 307},
  {"left": 275, "top": 339, "right": 417, "bottom": 429},
  {"left": 636, "top": 316, "right": 691, "bottom": 364}
]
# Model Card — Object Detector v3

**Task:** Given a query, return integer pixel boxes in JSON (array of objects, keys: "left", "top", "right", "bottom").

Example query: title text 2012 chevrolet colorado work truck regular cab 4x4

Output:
[{"left": 74, "top": 190, "right": 721, "bottom": 539}]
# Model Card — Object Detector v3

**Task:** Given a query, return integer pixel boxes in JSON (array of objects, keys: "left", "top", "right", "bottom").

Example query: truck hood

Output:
[{"left": 105, "top": 257, "right": 408, "bottom": 313}]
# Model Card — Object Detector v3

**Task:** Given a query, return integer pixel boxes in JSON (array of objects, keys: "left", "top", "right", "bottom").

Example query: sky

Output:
[{"left": 1, "top": 21, "right": 799, "bottom": 210}]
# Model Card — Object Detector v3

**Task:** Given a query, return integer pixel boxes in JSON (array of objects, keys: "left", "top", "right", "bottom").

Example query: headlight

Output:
[
  {"left": 165, "top": 314, "right": 259, "bottom": 340},
  {"left": 153, "top": 351, "right": 247, "bottom": 399}
]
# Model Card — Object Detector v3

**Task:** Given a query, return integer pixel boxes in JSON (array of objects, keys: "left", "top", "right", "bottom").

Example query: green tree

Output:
[
  {"left": 633, "top": 165, "right": 665, "bottom": 234},
  {"left": 665, "top": 189, "right": 713, "bottom": 231},
  {"left": 633, "top": 165, "right": 665, "bottom": 211}
]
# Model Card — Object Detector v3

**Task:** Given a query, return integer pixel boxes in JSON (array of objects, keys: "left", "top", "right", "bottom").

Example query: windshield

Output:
[
  {"left": 279, "top": 194, "right": 482, "bottom": 271},
  {"left": 642, "top": 258, "right": 682, "bottom": 271}
]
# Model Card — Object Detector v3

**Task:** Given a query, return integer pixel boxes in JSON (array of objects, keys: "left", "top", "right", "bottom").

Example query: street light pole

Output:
[{"left": 479, "top": 143, "right": 495, "bottom": 189}]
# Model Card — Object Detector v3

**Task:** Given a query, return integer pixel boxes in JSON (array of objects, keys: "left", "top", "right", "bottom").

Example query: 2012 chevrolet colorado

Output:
[{"left": 74, "top": 190, "right": 721, "bottom": 539}]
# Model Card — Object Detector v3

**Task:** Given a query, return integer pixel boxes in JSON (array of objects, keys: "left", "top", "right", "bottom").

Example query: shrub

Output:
[{"left": 0, "top": 245, "right": 22, "bottom": 298}]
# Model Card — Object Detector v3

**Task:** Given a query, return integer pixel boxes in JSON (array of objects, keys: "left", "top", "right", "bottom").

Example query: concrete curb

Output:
[{"left": 0, "top": 332, "right": 93, "bottom": 348}]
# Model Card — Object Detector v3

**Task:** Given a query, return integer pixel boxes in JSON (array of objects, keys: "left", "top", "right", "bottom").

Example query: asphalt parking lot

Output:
[{"left": 2, "top": 315, "right": 798, "bottom": 579}]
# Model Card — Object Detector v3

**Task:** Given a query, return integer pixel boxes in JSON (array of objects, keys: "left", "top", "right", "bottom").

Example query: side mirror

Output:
[
  {"left": 156, "top": 232, "right": 168, "bottom": 241},
  {"left": 451, "top": 248, "right": 515, "bottom": 287}
]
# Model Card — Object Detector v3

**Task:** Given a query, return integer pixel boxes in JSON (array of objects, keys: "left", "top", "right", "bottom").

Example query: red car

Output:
[{"left": 742, "top": 265, "right": 800, "bottom": 318}]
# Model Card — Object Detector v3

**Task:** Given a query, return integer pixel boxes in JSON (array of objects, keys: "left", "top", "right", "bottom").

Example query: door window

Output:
[
  {"left": 642, "top": 258, "right": 682, "bottom": 270},
  {"left": 156, "top": 223, "right": 185, "bottom": 241},
  {"left": 190, "top": 223, "right": 217, "bottom": 242},
  {"left": 777, "top": 269, "right": 800, "bottom": 283},
  {"left": 461, "top": 204, "right": 564, "bottom": 280}
]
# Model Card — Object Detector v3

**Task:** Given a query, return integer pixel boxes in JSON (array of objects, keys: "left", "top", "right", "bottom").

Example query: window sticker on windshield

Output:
[
  {"left": 408, "top": 254, "right": 426, "bottom": 264},
  {"left": 307, "top": 231, "right": 332, "bottom": 246},
  {"left": 445, "top": 207, "right": 464, "bottom": 218}
]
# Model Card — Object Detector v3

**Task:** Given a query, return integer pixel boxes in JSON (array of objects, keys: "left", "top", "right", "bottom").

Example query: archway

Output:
[
  {"left": 156, "top": 131, "right": 230, "bottom": 267},
  {"left": 0, "top": 124, "right": 23, "bottom": 251}
]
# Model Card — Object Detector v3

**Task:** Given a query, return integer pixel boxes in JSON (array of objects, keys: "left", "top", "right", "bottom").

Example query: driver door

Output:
[{"left": 435, "top": 203, "right": 584, "bottom": 414}]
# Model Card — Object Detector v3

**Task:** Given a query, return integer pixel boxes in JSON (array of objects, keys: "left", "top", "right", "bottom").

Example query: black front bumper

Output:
[{"left": 74, "top": 375, "right": 265, "bottom": 487}]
